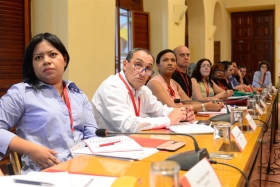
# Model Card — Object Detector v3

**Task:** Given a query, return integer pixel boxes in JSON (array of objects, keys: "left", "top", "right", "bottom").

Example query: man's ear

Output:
[{"left": 123, "top": 60, "right": 128, "bottom": 71}]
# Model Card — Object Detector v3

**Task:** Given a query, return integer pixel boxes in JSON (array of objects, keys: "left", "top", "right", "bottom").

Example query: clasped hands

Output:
[{"left": 169, "top": 107, "right": 195, "bottom": 125}]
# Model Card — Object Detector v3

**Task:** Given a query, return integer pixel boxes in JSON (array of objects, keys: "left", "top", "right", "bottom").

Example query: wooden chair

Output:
[{"left": 6, "top": 151, "right": 21, "bottom": 175}]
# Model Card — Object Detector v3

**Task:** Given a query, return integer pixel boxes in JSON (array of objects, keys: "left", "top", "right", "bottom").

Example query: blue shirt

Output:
[
  {"left": 0, "top": 81, "right": 98, "bottom": 173},
  {"left": 228, "top": 76, "right": 240, "bottom": 89},
  {"left": 252, "top": 71, "right": 272, "bottom": 88}
]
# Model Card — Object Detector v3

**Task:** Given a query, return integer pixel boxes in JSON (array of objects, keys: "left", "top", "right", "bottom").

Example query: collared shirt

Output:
[
  {"left": 252, "top": 71, "right": 272, "bottom": 88},
  {"left": 0, "top": 81, "right": 98, "bottom": 174},
  {"left": 92, "top": 70, "right": 173, "bottom": 133}
]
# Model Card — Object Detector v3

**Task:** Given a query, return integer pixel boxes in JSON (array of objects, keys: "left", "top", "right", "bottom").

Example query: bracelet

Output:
[{"left": 201, "top": 103, "right": 206, "bottom": 112}]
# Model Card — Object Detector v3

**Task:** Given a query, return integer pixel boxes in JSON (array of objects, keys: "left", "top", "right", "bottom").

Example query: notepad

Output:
[
  {"left": 170, "top": 123, "right": 214, "bottom": 134},
  {"left": 83, "top": 136, "right": 143, "bottom": 153}
]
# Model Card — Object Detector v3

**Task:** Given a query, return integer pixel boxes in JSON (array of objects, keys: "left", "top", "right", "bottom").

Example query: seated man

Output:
[
  {"left": 92, "top": 48, "right": 195, "bottom": 133},
  {"left": 239, "top": 65, "right": 250, "bottom": 85},
  {"left": 172, "top": 46, "right": 192, "bottom": 97}
]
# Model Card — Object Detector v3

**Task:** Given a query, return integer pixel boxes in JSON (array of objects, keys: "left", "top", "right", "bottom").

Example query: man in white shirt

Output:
[{"left": 92, "top": 48, "right": 195, "bottom": 133}]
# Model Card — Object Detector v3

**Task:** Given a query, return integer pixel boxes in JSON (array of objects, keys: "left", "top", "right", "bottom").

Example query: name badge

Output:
[
  {"left": 255, "top": 104, "right": 263, "bottom": 116},
  {"left": 230, "top": 126, "right": 247, "bottom": 152},
  {"left": 245, "top": 113, "right": 257, "bottom": 131},
  {"left": 180, "top": 158, "right": 221, "bottom": 187},
  {"left": 70, "top": 142, "right": 84, "bottom": 152},
  {"left": 268, "top": 91, "right": 272, "bottom": 99}
]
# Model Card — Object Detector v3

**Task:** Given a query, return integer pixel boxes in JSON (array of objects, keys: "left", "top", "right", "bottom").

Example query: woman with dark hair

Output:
[
  {"left": 222, "top": 61, "right": 249, "bottom": 91},
  {"left": 147, "top": 49, "right": 223, "bottom": 112},
  {"left": 211, "top": 63, "right": 231, "bottom": 90},
  {"left": 252, "top": 61, "right": 272, "bottom": 88},
  {"left": 191, "top": 58, "right": 233, "bottom": 102},
  {"left": 0, "top": 33, "right": 98, "bottom": 174}
]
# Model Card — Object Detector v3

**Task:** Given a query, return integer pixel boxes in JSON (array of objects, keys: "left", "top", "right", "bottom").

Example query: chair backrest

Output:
[
  {"left": 7, "top": 151, "right": 21, "bottom": 175},
  {"left": 187, "top": 63, "right": 196, "bottom": 77}
]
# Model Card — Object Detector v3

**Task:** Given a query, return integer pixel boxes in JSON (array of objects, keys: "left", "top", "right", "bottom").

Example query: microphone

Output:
[
  {"left": 208, "top": 100, "right": 230, "bottom": 122},
  {"left": 95, "top": 129, "right": 209, "bottom": 171}
]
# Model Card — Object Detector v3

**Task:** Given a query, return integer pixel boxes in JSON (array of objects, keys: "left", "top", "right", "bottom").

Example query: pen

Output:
[
  {"left": 99, "top": 140, "right": 121, "bottom": 147},
  {"left": 14, "top": 179, "right": 54, "bottom": 186},
  {"left": 83, "top": 178, "right": 94, "bottom": 187}
]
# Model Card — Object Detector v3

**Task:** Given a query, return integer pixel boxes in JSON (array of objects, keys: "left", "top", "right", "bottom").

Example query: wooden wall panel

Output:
[{"left": 0, "top": 0, "right": 30, "bottom": 97}]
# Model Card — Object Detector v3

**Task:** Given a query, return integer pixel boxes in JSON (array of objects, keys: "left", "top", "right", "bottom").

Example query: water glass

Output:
[
  {"left": 247, "top": 98, "right": 256, "bottom": 116},
  {"left": 253, "top": 94, "right": 261, "bottom": 106},
  {"left": 261, "top": 88, "right": 268, "bottom": 102},
  {"left": 213, "top": 121, "right": 231, "bottom": 154},
  {"left": 150, "top": 161, "right": 180, "bottom": 187},
  {"left": 230, "top": 108, "right": 243, "bottom": 131}
]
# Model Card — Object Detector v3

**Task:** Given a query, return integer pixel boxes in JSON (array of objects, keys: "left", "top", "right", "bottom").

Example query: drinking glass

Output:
[
  {"left": 253, "top": 94, "right": 261, "bottom": 106},
  {"left": 261, "top": 88, "right": 268, "bottom": 102},
  {"left": 247, "top": 98, "right": 256, "bottom": 116},
  {"left": 213, "top": 121, "right": 231, "bottom": 154},
  {"left": 230, "top": 108, "right": 243, "bottom": 131},
  {"left": 150, "top": 161, "right": 180, "bottom": 187}
]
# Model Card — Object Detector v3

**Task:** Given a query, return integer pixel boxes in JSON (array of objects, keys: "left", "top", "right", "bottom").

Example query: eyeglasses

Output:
[
  {"left": 215, "top": 70, "right": 225, "bottom": 73},
  {"left": 134, "top": 63, "right": 155, "bottom": 76}
]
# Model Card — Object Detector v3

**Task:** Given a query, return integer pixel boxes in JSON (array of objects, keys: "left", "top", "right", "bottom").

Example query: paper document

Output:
[
  {"left": 83, "top": 135, "right": 143, "bottom": 153},
  {"left": 170, "top": 123, "right": 214, "bottom": 134},
  {"left": 72, "top": 147, "right": 158, "bottom": 160},
  {"left": 0, "top": 171, "right": 117, "bottom": 187},
  {"left": 226, "top": 96, "right": 248, "bottom": 100},
  {"left": 197, "top": 107, "right": 228, "bottom": 114}
]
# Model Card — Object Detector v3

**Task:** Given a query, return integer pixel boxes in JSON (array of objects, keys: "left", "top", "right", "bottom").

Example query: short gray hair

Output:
[{"left": 125, "top": 48, "right": 154, "bottom": 62}]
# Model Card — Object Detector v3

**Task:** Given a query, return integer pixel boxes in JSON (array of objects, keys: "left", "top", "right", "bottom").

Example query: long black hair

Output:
[
  {"left": 191, "top": 58, "right": 213, "bottom": 87},
  {"left": 23, "top": 33, "right": 70, "bottom": 90}
]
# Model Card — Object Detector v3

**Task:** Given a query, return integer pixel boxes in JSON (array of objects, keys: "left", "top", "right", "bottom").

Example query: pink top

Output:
[{"left": 149, "top": 75, "right": 181, "bottom": 104}]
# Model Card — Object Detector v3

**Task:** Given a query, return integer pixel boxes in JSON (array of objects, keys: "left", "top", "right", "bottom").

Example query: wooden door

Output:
[{"left": 231, "top": 10, "right": 274, "bottom": 84}]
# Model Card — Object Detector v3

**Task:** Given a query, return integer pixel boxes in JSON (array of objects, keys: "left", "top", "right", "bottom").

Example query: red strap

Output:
[
  {"left": 218, "top": 82, "right": 226, "bottom": 90},
  {"left": 167, "top": 84, "right": 175, "bottom": 97},
  {"left": 176, "top": 68, "right": 190, "bottom": 97},
  {"left": 118, "top": 73, "right": 140, "bottom": 116},
  {"left": 203, "top": 81, "right": 210, "bottom": 97},
  {"left": 63, "top": 84, "right": 74, "bottom": 131},
  {"left": 262, "top": 74, "right": 266, "bottom": 86}
]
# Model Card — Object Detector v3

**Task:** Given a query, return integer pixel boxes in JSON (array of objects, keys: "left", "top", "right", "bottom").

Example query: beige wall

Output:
[
  {"left": 31, "top": 0, "right": 280, "bottom": 93},
  {"left": 31, "top": 0, "right": 115, "bottom": 99},
  {"left": 143, "top": 0, "right": 186, "bottom": 57}
]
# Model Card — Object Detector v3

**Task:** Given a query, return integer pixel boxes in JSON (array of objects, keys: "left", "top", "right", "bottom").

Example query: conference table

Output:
[{"left": 47, "top": 92, "right": 278, "bottom": 187}]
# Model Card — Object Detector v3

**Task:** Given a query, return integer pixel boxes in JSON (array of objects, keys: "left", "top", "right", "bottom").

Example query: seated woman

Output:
[
  {"left": 0, "top": 33, "right": 99, "bottom": 174},
  {"left": 252, "top": 61, "right": 272, "bottom": 88},
  {"left": 222, "top": 61, "right": 250, "bottom": 92},
  {"left": 191, "top": 59, "right": 234, "bottom": 102},
  {"left": 211, "top": 63, "right": 231, "bottom": 90},
  {"left": 147, "top": 49, "right": 223, "bottom": 112}
]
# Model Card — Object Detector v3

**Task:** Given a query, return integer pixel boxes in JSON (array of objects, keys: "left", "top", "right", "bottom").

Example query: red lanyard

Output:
[
  {"left": 218, "top": 82, "right": 226, "bottom": 90},
  {"left": 203, "top": 81, "right": 210, "bottom": 97},
  {"left": 118, "top": 73, "right": 140, "bottom": 116},
  {"left": 262, "top": 74, "right": 266, "bottom": 85},
  {"left": 63, "top": 84, "right": 74, "bottom": 131},
  {"left": 176, "top": 68, "right": 190, "bottom": 97},
  {"left": 167, "top": 84, "right": 175, "bottom": 97}
]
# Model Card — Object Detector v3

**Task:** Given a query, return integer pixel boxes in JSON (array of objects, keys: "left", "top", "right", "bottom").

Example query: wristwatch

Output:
[{"left": 201, "top": 103, "right": 206, "bottom": 112}]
